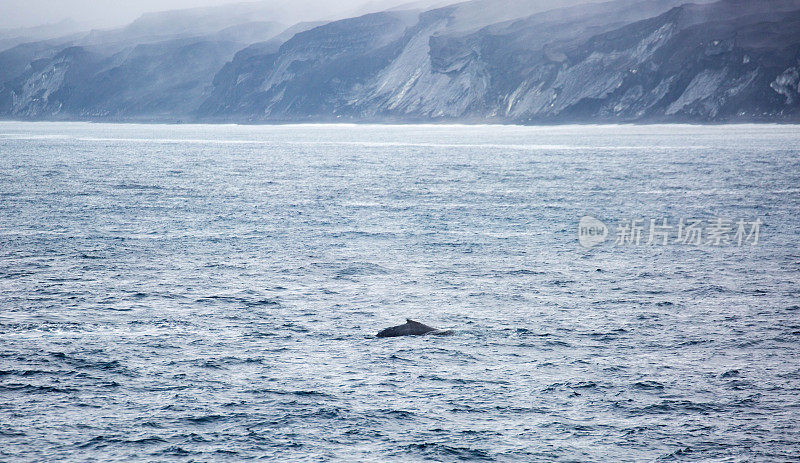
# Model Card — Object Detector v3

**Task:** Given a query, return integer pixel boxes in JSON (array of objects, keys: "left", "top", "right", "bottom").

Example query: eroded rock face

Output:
[
  {"left": 199, "top": 0, "right": 800, "bottom": 123},
  {"left": 1, "top": 0, "right": 799, "bottom": 123},
  {"left": 772, "top": 67, "right": 800, "bottom": 105},
  {"left": 0, "top": 39, "right": 245, "bottom": 120}
]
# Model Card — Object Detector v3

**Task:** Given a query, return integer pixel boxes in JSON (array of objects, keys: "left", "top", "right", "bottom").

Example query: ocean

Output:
[{"left": 1, "top": 122, "right": 799, "bottom": 461}]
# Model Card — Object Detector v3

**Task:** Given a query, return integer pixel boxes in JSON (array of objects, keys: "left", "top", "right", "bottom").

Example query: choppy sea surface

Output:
[{"left": 1, "top": 122, "right": 799, "bottom": 462}]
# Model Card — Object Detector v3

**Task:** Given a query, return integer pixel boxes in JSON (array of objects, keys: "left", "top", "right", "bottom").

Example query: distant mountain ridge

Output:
[{"left": 0, "top": 0, "right": 798, "bottom": 123}]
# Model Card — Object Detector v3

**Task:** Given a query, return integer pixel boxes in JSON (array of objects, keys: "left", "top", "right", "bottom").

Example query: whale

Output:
[{"left": 376, "top": 319, "right": 452, "bottom": 337}]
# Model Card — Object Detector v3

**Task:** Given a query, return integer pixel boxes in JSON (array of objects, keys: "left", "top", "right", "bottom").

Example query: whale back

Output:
[{"left": 376, "top": 319, "right": 437, "bottom": 337}]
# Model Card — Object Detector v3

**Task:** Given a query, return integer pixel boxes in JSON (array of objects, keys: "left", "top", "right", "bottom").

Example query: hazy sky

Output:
[{"left": 0, "top": 0, "right": 367, "bottom": 29}]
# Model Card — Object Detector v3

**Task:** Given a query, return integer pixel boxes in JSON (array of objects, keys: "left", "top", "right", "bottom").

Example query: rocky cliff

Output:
[{"left": 1, "top": 0, "right": 798, "bottom": 123}]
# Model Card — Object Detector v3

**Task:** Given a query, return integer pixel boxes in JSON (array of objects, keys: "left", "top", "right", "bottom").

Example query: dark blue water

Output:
[{"left": 1, "top": 122, "right": 799, "bottom": 461}]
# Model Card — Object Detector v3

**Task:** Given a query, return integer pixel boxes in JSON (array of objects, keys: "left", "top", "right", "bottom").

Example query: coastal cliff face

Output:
[
  {"left": 0, "top": 40, "right": 246, "bottom": 120},
  {"left": 1, "top": 0, "right": 799, "bottom": 123}
]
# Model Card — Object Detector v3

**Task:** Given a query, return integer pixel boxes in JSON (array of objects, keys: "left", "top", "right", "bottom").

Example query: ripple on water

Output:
[{"left": 0, "top": 123, "right": 799, "bottom": 461}]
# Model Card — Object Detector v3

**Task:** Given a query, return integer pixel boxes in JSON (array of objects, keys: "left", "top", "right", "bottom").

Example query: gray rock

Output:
[{"left": 2, "top": 0, "right": 799, "bottom": 123}]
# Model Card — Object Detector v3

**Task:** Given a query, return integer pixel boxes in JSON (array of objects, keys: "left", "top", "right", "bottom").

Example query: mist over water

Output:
[
  {"left": 1, "top": 122, "right": 799, "bottom": 461},
  {"left": 0, "top": 0, "right": 416, "bottom": 30}
]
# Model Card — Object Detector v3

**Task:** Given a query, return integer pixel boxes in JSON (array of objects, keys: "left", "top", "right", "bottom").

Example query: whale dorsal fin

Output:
[{"left": 406, "top": 319, "right": 432, "bottom": 329}]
